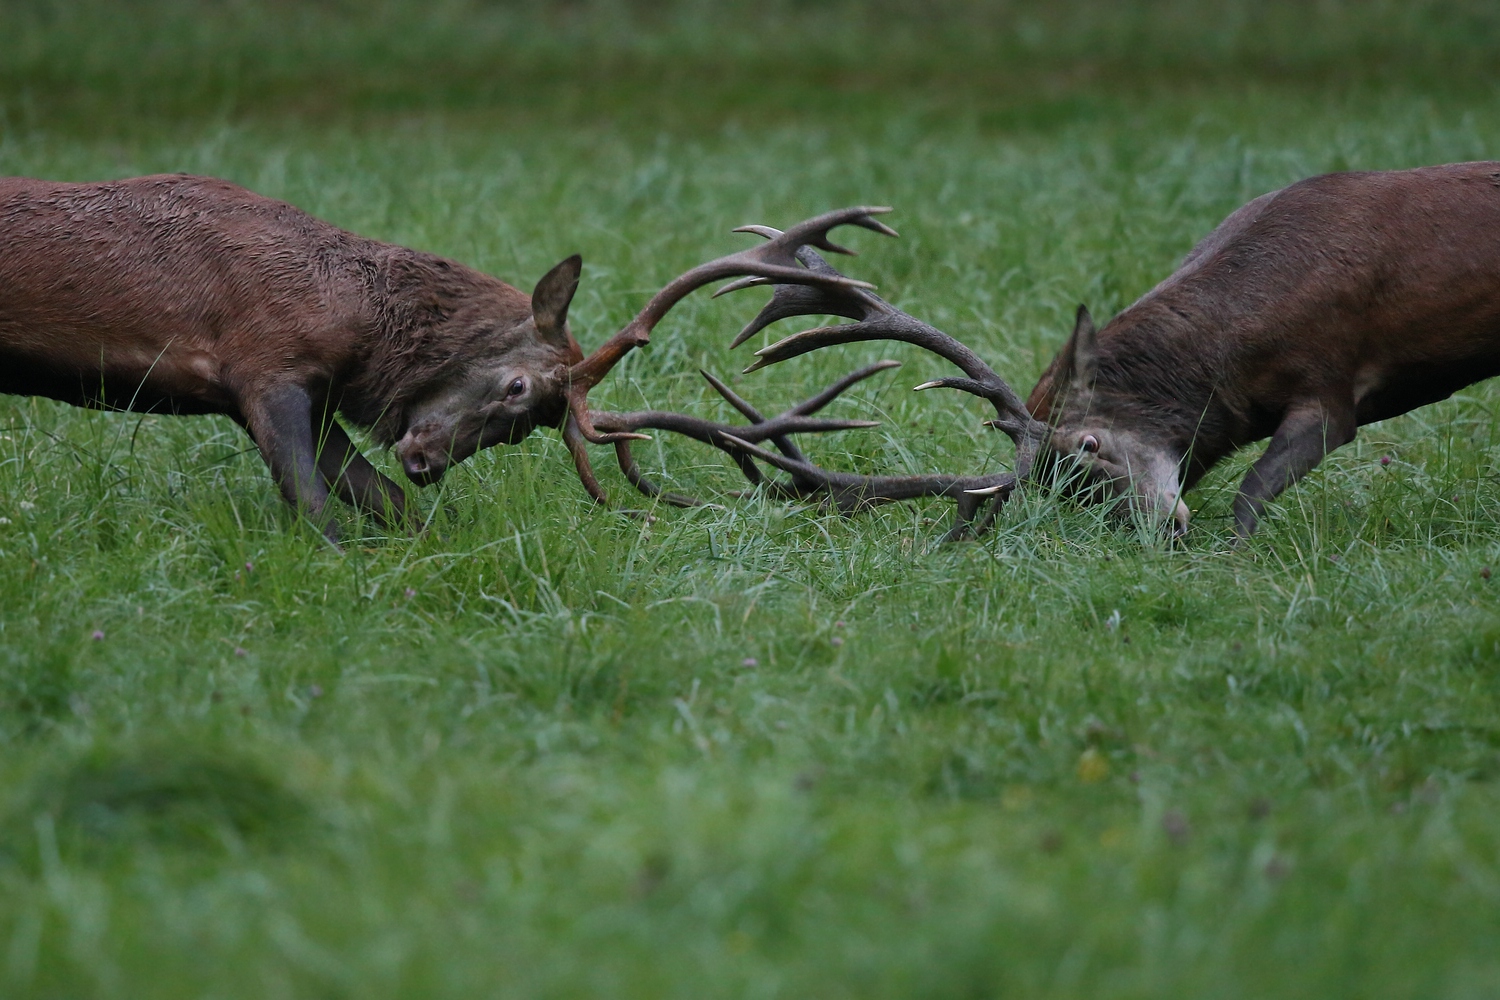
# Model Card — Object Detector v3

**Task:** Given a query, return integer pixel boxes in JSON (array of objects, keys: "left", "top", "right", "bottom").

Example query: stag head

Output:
[
  {"left": 1030, "top": 306, "right": 1190, "bottom": 535},
  {"left": 392, "top": 255, "right": 586, "bottom": 485}
]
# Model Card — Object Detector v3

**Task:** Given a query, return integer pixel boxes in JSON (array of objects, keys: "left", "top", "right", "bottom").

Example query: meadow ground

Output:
[{"left": 3, "top": 2, "right": 1500, "bottom": 996}]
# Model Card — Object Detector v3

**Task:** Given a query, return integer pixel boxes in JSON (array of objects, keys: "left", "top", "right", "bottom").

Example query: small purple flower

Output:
[
  {"left": 245, "top": 561, "right": 254, "bottom": 573},
  {"left": 1380, "top": 455, "right": 1391, "bottom": 467},
  {"left": 404, "top": 587, "right": 417, "bottom": 600},
  {"left": 234, "top": 647, "right": 247, "bottom": 657},
  {"left": 91, "top": 630, "right": 105, "bottom": 641},
  {"left": 740, "top": 657, "right": 759, "bottom": 669}
]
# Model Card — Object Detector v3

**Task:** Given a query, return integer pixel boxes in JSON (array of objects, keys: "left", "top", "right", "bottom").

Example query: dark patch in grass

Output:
[{"left": 3, "top": 743, "right": 308, "bottom": 865}]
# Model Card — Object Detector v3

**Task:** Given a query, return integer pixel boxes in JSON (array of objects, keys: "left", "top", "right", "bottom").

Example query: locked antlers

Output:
[{"left": 565, "top": 208, "right": 1047, "bottom": 540}]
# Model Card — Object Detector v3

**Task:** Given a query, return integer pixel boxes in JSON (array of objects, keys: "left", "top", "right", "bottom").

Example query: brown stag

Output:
[
  {"left": 1023, "top": 161, "right": 1500, "bottom": 538},
  {"left": 0, "top": 174, "right": 1040, "bottom": 542}
]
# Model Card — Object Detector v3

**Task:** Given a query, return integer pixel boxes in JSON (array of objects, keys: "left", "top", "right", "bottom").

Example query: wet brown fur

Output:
[{"left": 0, "top": 173, "right": 582, "bottom": 538}]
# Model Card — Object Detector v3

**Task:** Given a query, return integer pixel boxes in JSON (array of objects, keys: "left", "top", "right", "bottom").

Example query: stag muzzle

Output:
[{"left": 396, "top": 439, "right": 448, "bottom": 486}]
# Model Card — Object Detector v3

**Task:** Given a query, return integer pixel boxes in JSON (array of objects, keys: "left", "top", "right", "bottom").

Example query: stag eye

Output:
[
  {"left": 505, "top": 377, "right": 527, "bottom": 399},
  {"left": 1080, "top": 434, "right": 1100, "bottom": 454}
]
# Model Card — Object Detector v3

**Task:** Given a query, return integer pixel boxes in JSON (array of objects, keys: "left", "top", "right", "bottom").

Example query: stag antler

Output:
[{"left": 566, "top": 209, "right": 1044, "bottom": 540}]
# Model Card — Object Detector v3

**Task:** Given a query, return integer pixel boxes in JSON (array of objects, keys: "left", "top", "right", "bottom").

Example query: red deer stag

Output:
[
  {"left": 0, "top": 174, "right": 1039, "bottom": 542},
  {"left": 1021, "top": 161, "right": 1500, "bottom": 538}
]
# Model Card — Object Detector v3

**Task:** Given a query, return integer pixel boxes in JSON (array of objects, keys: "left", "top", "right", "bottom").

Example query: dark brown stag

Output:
[
  {"left": 0, "top": 175, "right": 1040, "bottom": 542},
  {"left": 1026, "top": 161, "right": 1500, "bottom": 538}
]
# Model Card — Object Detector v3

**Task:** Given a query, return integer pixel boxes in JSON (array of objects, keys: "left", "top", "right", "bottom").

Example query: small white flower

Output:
[{"left": 19, "top": 501, "right": 35, "bottom": 511}]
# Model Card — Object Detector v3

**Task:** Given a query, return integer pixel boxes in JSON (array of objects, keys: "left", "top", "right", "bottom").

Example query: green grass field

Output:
[{"left": 4, "top": 2, "right": 1500, "bottom": 995}]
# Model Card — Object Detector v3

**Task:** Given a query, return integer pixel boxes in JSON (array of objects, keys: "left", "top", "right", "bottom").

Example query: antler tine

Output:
[
  {"left": 701, "top": 360, "right": 899, "bottom": 465},
  {"left": 562, "top": 207, "right": 900, "bottom": 453},
  {"left": 729, "top": 245, "right": 880, "bottom": 349},
  {"left": 562, "top": 412, "right": 611, "bottom": 505},
  {"left": 787, "top": 359, "right": 902, "bottom": 417},
  {"left": 611, "top": 439, "right": 715, "bottom": 508}
]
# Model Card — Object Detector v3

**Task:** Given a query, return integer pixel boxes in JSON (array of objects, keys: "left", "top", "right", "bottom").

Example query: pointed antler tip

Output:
[
  {"left": 912, "top": 380, "right": 942, "bottom": 391},
  {"left": 732, "top": 224, "right": 783, "bottom": 239}
]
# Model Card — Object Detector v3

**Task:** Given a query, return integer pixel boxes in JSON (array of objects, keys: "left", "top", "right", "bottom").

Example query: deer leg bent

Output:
[
  {"left": 1233, "top": 399, "right": 1356, "bottom": 538},
  {"left": 316, "top": 417, "right": 409, "bottom": 528},
  {"left": 243, "top": 383, "right": 337, "bottom": 543}
]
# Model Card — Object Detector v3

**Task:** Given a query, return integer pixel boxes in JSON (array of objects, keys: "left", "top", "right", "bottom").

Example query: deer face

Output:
[
  {"left": 393, "top": 255, "right": 582, "bottom": 486},
  {"left": 1045, "top": 420, "right": 1189, "bottom": 534},
  {"left": 1041, "top": 307, "right": 1190, "bottom": 536}
]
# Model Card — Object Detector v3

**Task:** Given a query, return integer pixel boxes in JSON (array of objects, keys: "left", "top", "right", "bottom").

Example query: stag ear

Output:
[
  {"left": 532, "top": 254, "right": 582, "bottom": 349},
  {"left": 1067, "top": 304, "right": 1098, "bottom": 389}
]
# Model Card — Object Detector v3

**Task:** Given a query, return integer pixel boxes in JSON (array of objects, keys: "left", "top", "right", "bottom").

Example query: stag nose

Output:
[
  {"left": 400, "top": 449, "right": 443, "bottom": 486},
  {"left": 1171, "top": 498, "right": 1191, "bottom": 538}
]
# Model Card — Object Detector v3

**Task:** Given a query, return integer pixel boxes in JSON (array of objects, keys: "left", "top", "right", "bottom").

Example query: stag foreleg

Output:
[
  {"left": 1233, "top": 400, "right": 1356, "bottom": 538},
  {"left": 242, "top": 383, "right": 338, "bottom": 543},
  {"left": 315, "top": 417, "right": 409, "bottom": 528}
]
